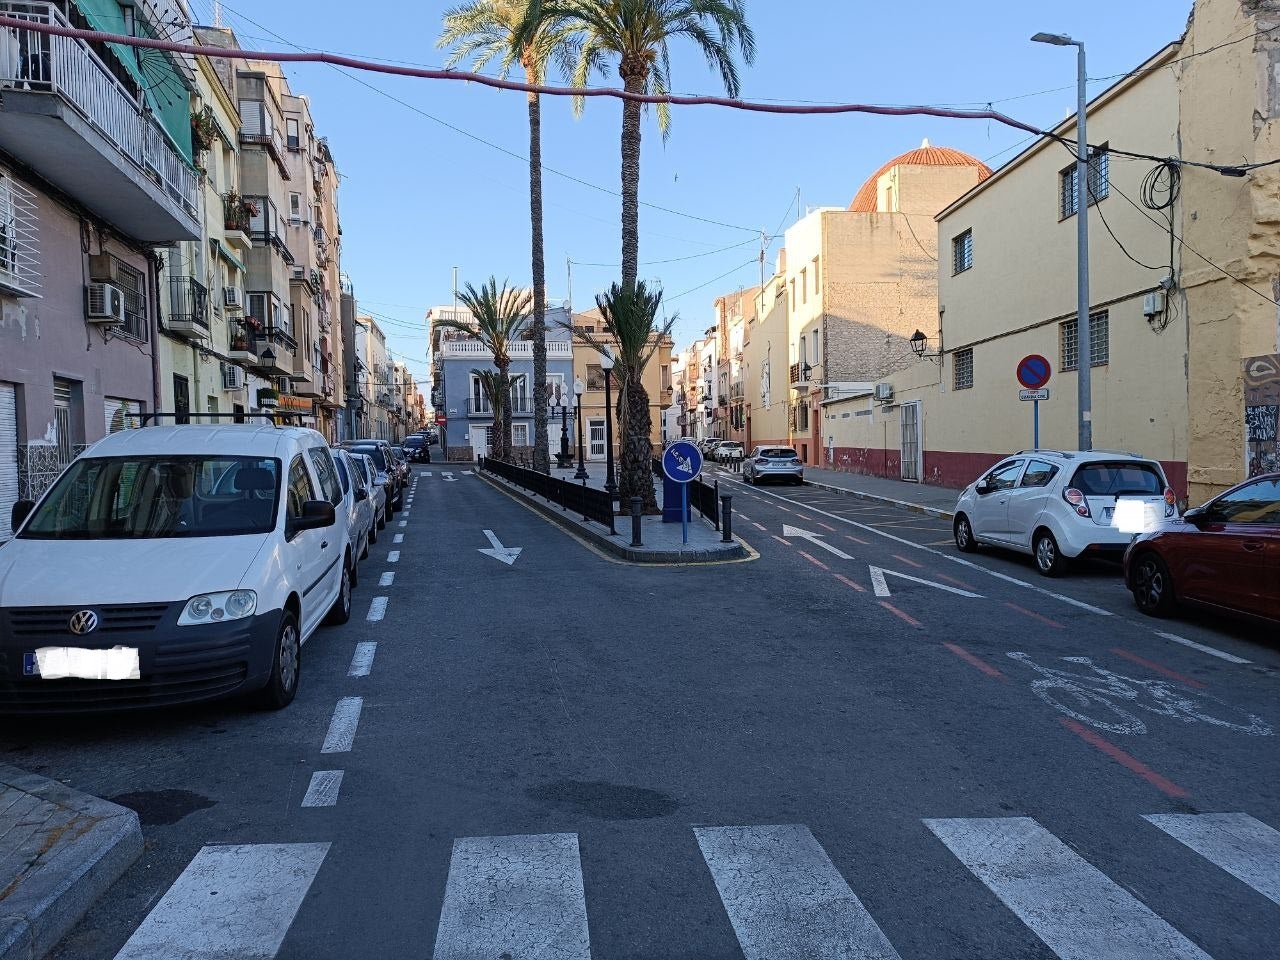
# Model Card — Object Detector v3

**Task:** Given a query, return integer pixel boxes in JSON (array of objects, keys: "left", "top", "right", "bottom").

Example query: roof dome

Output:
[{"left": 849, "top": 139, "right": 992, "bottom": 212}]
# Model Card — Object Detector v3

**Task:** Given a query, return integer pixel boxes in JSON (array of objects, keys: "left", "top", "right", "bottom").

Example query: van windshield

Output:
[{"left": 20, "top": 456, "right": 281, "bottom": 539}]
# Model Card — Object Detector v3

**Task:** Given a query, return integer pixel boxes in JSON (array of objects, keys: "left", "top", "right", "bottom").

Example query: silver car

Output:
[
  {"left": 744, "top": 446, "right": 804, "bottom": 485},
  {"left": 348, "top": 451, "right": 387, "bottom": 541}
]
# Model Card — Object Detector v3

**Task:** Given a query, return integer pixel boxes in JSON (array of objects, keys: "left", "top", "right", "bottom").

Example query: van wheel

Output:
[
  {"left": 1034, "top": 529, "right": 1069, "bottom": 577},
  {"left": 360, "top": 533, "right": 370, "bottom": 560},
  {"left": 252, "top": 611, "right": 299, "bottom": 710},
  {"left": 325, "top": 561, "right": 352, "bottom": 625},
  {"left": 954, "top": 514, "right": 978, "bottom": 553}
]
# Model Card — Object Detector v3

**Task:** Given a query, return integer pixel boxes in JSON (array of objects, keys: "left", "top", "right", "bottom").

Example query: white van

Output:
[{"left": 0, "top": 422, "right": 353, "bottom": 713}]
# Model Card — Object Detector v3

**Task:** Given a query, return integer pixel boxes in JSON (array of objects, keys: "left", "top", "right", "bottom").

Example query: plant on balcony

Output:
[
  {"left": 241, "top": 315, "right": 262, "bottom": 333},
  {"left": 191, "top": 106, "right": 218, "bottom": 153},
  {"left": 257, "top": 387, "right": 279, "bottom": 408},
  {"left": 223, "top": 193, "right": 257, "bottom": 232},
  {"left": 230, "top": 334, "right": 251, "bottom": 352}
]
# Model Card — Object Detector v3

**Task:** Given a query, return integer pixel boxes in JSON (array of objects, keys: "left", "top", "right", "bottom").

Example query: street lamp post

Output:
[
  {"left": 573, "top": 377, "right": 589, "bottom": 480},
  {"left": 1033, "top": 31, "right": 1092, "bottom": 451},
  {"left": 600, "top": 347, "right": 617, "bottom": 499},
  {"left": 558, "top": 400, "right": 571, "bottom": 461}
]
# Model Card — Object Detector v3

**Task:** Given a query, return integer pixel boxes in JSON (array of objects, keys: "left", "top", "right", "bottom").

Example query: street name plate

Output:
[{"left": 1019, "top": 388, "right": 1050, "bottom": 401}]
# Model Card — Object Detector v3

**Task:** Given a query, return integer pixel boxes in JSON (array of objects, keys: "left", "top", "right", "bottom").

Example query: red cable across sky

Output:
[{"left": 0, "top": 14, "right": 1050, "bottom": 139}]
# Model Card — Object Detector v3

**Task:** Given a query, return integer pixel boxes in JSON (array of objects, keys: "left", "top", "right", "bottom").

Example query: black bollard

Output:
[
  {"left": 630, "top": 496, "right": 643, "bottom": 547},
  {"left": 720, "top": 494, "right": 733, "bottom": 543}
]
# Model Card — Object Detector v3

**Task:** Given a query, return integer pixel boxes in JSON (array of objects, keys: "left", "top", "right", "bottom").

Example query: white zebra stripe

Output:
[{"left": 1145, "top": 812, "right": 1280, "bottom": 905}]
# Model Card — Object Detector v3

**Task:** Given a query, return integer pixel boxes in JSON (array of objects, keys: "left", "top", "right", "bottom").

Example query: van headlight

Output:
[{"left": 178, "top": 590, "right": 257, "bottom": 625}]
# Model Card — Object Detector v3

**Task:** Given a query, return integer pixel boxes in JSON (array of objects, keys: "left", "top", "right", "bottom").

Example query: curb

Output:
[
  {"left": 480, "top": 472, "right": 746, "bottom": 564},
  {"left": 801, "top": 479, "right": 957, "bottom": 521},
  {"left": 0, "top": 765, "right": 143, "bottom": 960}
]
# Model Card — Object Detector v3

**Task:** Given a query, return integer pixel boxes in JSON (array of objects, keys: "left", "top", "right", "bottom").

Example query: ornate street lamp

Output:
[{"left": 573, "top": 377, "right": 589, "bottom": 480}]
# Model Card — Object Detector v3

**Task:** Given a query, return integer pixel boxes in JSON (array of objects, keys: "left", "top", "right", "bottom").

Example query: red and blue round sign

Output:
[{"left": 1017, "top": 355, "right": 1052, "bottom": 390}]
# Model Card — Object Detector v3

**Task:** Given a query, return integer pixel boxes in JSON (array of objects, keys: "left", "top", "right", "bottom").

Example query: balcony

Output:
[
  {"left": 439, "top": 340, "right": 572, "bottom": 359},
  {"left": 468, "top": 396, "right": 533, "bottom": 417},
  {"left": 166, "top": 277, "right": 210, "bottom": 341},
  {"left": 0, "top": 175, "right": 40, "bottom": 298},
  {"left": 252, "top": 325, "right": 297, "bottom": 376},
  {"left": 222, "top": 194, "right": 254, "bottom": 253},
  {"left": 0, "top": 3, "right": 198, "bottom": 242},
  {"left": 245, "top": 196, "right": 295, "bottom": 264}
]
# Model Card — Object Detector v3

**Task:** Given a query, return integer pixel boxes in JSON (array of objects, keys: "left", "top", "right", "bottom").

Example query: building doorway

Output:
[
  {"left": 901, "top": 400, "right": 922, "bottom": 482},
  {"left": 588, "top": 418, "right": 606, "bottom": 460}
]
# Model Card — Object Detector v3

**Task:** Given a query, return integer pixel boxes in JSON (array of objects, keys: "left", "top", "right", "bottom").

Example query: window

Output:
[
  {"left": 952, "top": 229, "right": 973, "bottom": 274},
  {"left": 800, "top": 268, "right": 807, "bottom": 304},
  {"left": 790, "top": 279, "right": 796, "bottom": 310},
  {"left": 1020, "top": 459, "right": 1059, "bottom": 488},
  {"left": 333, "top": 453, "right": 350, "bottom": 495},
  {"left": 812, "top": 329, "right": 820, "bottom": 360},
  {"left": 512, "top": 423, "right": 529, "bottom": 446},
  {"left": 307, "top": 447, "right": 342, "bottom": 506},
  {"left": 984, "top": 460, "right": 1025, "bottom": 492},
  {"left": 1070, "top": 462, "right": 1164, "bottom": 497},
  {"left": 813, "top": 256, "right": 820, "bottom": 292},
  {"left": 797, "top": 402, "right": 809, "bottom": 431},
  {"left": 285, "top": 118, "right": 300, "bottom": 150},
  {"left": 586, "top": 364, "right": 605, "bottom": 390},
  {"left": 113, "top": 260, "right": 148, "bottom": 340},
  {"left": 1060, "top": 149, "right": 1109, "bottom": 218},
  {"left": 1061, "top": 310, "right": 1109, "bottom": 370},
  {"left": 953, "top": 348, "right": 973, "bottom": 390},
  {"left": 286, "top": 455, "right": 313, "bottom": 523},
  {"left": 1204, "top": 478, "right": 1280, "bottom": 524},
  {"left": 289, "top": 192, "right": 302, "bottom": 220}
]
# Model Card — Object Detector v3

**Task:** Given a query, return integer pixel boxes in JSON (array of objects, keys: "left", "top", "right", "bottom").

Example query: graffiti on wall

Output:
[{"left": 1244, "top": 354, "right": 1280, "bottom": 477}]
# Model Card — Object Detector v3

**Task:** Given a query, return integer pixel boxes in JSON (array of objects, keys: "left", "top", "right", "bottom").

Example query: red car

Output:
[{"left": 1124, "top": 473, "right": 1280, "bottom": 622}]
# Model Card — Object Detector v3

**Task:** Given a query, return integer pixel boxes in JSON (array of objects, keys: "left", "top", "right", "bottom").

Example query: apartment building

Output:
[
  {"left": 742, "top": 257, "right": 790, "bottom": 450},
  {"left": 0, "top": 0, "right": 201, "bottom": 537}
]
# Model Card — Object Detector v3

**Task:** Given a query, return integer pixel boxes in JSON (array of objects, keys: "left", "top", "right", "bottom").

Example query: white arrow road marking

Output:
[
  {"left": 479, "top": 529, "right": 522, "bottom": 566},
  {"left": 444, "top": 476, "right": 457, "bottom": 482},
  {"left": 868, "top": 565, "right": 983, "bottom": 599},
  {"left": 782, "top": 524, "right": 855, "bottom": 560},
  {"left": 443, "top": 471, "right": 454, "bottom": 476}
]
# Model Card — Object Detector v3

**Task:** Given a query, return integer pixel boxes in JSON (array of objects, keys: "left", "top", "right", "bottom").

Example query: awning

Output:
[{"left": 213, "top": 239, "right": 246, "bottom": 274}]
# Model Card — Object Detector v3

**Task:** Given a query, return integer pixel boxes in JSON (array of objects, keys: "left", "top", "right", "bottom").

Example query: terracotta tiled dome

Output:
[{"left": 849, "top": 140, "right": 992, "bottom": 212}]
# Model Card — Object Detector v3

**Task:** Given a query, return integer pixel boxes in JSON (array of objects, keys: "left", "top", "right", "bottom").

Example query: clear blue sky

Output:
[{"left": 194, "top": 0, "right": 1191, "bottom": 386}]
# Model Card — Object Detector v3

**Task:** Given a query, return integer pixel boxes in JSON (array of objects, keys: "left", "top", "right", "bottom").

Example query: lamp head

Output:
[
  {"left": 260, "top": 347, "right": 277, "bottom": 362},
  {"left": 573, "top": 377, "right": 585, "bottom": 397},
  {"left": 909, "top": 329, "right": 928, "bottom": 358},
  {"left": 599, "top": 346, "right": 615, "bottom": 371},
  {"left": 1031, "top": 31, "right": 1075, "bottom": 46}
]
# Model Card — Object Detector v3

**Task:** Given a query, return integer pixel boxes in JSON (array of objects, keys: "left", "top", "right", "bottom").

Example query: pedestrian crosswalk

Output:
[{"left": 110, "top": 812, "right": 1280, "bottom": 959}]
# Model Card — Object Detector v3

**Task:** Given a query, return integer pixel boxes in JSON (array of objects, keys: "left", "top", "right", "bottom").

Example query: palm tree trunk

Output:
[
  {"left": 619, "top": 71, "right": 643, "bottom": 291},
  {"left": 527, "top": 72, "right": 550, "bottom": 474},
  {"left": 498, "top": 367, "right": 514, "bottom": 460},
  {"left": 619, "top": 371, "right": 657, "bottom": 512}
]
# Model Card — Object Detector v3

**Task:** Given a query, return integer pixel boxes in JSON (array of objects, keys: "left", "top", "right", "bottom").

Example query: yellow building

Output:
[
  {"left": 570, "top": 309, "right": 673, "bottom": 461},
  {"left": 823, "top": 0, "right": 1280, "bottom": 504},
  {"left": 742, "top": 259, "right": 790, "bottom": 450}
]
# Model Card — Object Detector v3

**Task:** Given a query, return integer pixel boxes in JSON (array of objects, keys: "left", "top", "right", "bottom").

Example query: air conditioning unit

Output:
[
  {"left": 874, "top": 383, "right": 894, "bottom": 402},
  {"left": 86, "top": 283, "right": 126, "bottom": 324},
  {"left": 223, "top": 287, "right": 242, "bottom": 310},
  {"left": 87, "top": 254, "right": 120, "bottom": 283},
  {"left": 221, "top": 363, "right": 244, "bottom": 390}
]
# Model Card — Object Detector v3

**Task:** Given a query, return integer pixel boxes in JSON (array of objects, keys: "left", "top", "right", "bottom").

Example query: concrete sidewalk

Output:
[
  {"left": 0, "top": 765, "right": 142, "bottom": 960},
  {"left": 716, "top": 462, "right": 962, "bottom": 520}
]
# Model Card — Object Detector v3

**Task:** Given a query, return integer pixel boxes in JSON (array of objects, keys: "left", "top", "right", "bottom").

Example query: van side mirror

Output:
[
  {"left": 10, "top": 500, "right": 34, "bottom": 531},
  {"left": 354, "top": 487, "right": 368, "bottom": 502},
  {"left": 287, "top": 500, "right": 336, "bottom": 537}
]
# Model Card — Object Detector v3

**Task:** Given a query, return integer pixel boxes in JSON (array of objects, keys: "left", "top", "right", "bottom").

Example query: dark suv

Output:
[
  {"left": 341, "top": 440, "right": 404, "bottom": 510},
  {"left": 402, "top": 435, "right": 431, "bottom": 463}
]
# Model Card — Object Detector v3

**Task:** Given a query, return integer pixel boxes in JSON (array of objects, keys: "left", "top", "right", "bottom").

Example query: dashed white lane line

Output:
[
  {"left": 348, "top": 641, "right": 377, "bottom": 677},
  {"left": 379, "top": 571, "right": 395, "bottom": 587},
  {"left": 111, "top": 843, "right": 330, "bottom": 960},
  {"left": 399, "top": 520, "right": 408, "bottom": 528},
  {"left": 301, "top": 770, "right": 344, "bottom": 807},
  {"left": 366, "top": 597, "right": 389, "bottom": 621},
  {"left": 387, "top": 550, "right": 400, "bottom": 563},
  {"left": 1156, "top": 631, "right": 1251, "bottom": 664},
  {"left": 394, "top": 533, "right": 404, "bottom": 543},
  {"left": 321, "top": 697, "right": 363, "bottom": 753}
]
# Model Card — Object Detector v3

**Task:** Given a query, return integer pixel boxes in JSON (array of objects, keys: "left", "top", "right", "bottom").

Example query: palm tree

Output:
[
  {"left": 440, "top": 2, "right": 576, "bottom": 474},
  {"left": 436, "top": 278, "right": 532, "bottom": 461},
  {"left": 519, "top": 0, "right": 755, "bottom": 289},
  {"left": 470, "top": 369, "right": 509, "bottom": 460},
  {"left": 572, "top": 281, "right": 675, "bottom": 511}
]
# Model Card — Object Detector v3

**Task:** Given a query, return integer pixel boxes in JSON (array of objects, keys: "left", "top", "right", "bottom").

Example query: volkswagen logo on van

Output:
[{"left": 68, "top": 610, "right": 99, "bottom": 636}]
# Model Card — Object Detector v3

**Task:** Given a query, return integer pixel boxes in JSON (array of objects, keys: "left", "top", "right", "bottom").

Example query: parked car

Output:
[
  {"left": 334, "top": 450, "right": 374, "bottom": 576},
  {"left": 1124, "top": 473, "right": 1280, "bottom": 623},
  {"left": 953, "top": 449, "right": 1176, "bottom": 577},
  {"left": 349, "top": 452, "right": 387, "bottom": 540},
  {"left": 701, "top": 439, "right": 723, "bottom": 458},
  {"left": 744, "top": 446, "right": 804, "bottom": 485},
  {"left": 341, "top": 440, "right": 404, "bottom": 510},
  {"left": 0, "top": 422, "right": 354, "bottom": 713},
  {"left": 716, "top": 441, "right": 745, "bottom": 463},
  {"left": 390, "top": 447, "right": 412, "bottom": 483},
  {"left": 402, "top": 434, "right": 432, "bottom": 463}
]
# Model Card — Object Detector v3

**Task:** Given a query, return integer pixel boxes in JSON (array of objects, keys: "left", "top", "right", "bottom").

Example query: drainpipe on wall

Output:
[{"left": 149, "top": 253, "right": 162, "bottom": 418}]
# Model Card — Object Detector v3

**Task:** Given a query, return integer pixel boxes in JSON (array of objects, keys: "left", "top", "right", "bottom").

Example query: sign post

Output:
[
  {"left": 1016, "top": 355, "right": 1052, "bottom": 449},
  {"left": 662, "top": 440, "right": 703, "bottom": 545}
]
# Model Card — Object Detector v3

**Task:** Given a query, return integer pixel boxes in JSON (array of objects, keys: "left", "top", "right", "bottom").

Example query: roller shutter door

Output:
[{"left": 0, "top": 383, "right": 17, "bottom": 540}]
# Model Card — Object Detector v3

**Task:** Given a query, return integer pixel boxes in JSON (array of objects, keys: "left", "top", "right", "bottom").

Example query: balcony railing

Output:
[
  {"left": 255, "top": 325, "right": 297, "bottom": 356},
  {"left": 468, "top": 397, "right": 533, "bottom": 416},
  {"left": 439, "top": 340, "right": 572, "bottom": 359},
  {"left": 0, "top": 175, "right": 41, "bottom": 298},
  {"left": 0, "top": 3, "right": 197, "bottom": 217},
  {"left": 167, "top": 277, "right": 210, "bottom": 335}
]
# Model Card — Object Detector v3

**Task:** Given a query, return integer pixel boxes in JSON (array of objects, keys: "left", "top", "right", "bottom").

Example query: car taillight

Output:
[
  {"left": 791, "top": 458, "right": 803, "bottom": 466},
  {"left": 754, "top": 457, "right": 768, "bottom": 465},
  {"left": 1063, "top": 487, "right": 1091, "bottom": 517},
  {"left": 1163, "top": 487, "right": 1176, "bottom": 518}
]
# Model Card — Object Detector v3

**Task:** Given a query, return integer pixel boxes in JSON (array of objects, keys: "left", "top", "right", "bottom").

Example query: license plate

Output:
[
  {"left": 23, "top": 647, "right": 141, "bottom": 680},
  {"left": 1104, "top": 506, "right": 1114, "bottom": 519}
]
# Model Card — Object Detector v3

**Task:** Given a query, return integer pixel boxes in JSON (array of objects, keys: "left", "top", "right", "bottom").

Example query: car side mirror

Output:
[
  {"left": 287, "top": 500, "right": 336, "bottom": 537},
  {"left": 354, "top": 487, "right": 368, "bottom": 502},
  {"left": 10, "top": 499, "right": 34, "bottom": 531},
  {"left": 975, "top": 482, "right": 991, "bottom": 496}
]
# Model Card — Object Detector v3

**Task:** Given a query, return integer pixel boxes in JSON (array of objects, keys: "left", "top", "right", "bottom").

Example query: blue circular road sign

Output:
[
  {"left": 662, "top": 440, "right": 703, "bottom": 483},
  {"left": 1017, "top": 354, "right": 1052, "bottom": 390}
]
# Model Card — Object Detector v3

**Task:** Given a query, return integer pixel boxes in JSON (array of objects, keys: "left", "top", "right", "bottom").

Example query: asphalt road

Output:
[{"left": 11, "top": 464, "right": 1280, "bottom": 960}]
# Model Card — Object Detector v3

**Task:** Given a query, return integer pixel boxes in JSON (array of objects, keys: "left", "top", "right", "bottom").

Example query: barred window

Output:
[
  {"left": 1060, "top": 149, "right": 1109, "bottom": 218},
  {"left": 113, "top": 260, "right": 148, "bottom": 341},
  {"left": 952, "top": 229, "right": 973, "bottom": 274},
  {"left": 1060, "top": 310, "right": 1109, "bottom": 370},
  {"left": 953, "top": 348, "right": 973, "bottom": 390}
]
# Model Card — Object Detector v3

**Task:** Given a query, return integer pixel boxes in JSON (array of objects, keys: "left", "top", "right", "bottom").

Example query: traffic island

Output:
[
  {"left": 0, "top": 765, "right": 143, "bottom": 960},
  {"left": 480, "top": 469, "right": 749, "bottom": 564}
]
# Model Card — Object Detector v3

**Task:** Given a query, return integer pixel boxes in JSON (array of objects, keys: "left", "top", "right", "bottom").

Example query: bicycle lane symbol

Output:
[{"left": 1005, "top": 652, "right": 1273, "bottom": 737}]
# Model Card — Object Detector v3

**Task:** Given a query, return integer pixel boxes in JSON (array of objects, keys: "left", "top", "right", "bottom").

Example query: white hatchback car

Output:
[
  {"left": 952, "top": 449, "right": 1175, "bottom": 576},
  {"left": 0, "top": 421, "right": 354, "bottom": 713}
]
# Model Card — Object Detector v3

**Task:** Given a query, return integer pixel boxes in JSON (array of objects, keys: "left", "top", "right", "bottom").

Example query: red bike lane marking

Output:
[
  {"left": 1109, "top": 648, "right": 1207, "bottom": 690},
  {"left": 943, "top": 642, "right": 1007, "bottom": 680},
  {"left": 1059, "top": 717, "right": 1190, "bottom": 798},
  {"left": 879, "top": 601, "right": 922, "bottom": 628},
  {"left": 1004, "top": 603, "right": 1066, "bottom": 630},
  {"left": 834, "top": 574, "right": 866, "bottom": 593},
  {"left": 934, "top": 571, "right": 979, "bottom": 591},
  {"left": 798, "top": 551, "right": 829, "bottom": 570},
  {"left": 844, "top": 534, "right": 870, "bottom": 545},
  {"left": 771, "top": 535, "right": 792, "bottom": 547},
  {"left": 817, "top": 521, "right": 838, "bottom": 532},
  {"left": 892, "top": 554, "right": 925, "bottom": 569}
]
